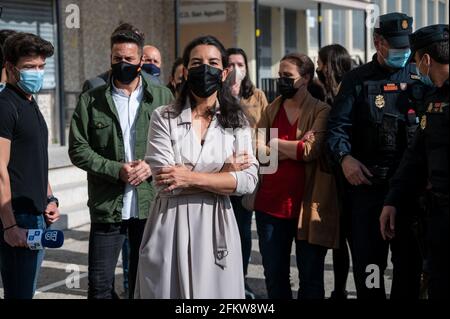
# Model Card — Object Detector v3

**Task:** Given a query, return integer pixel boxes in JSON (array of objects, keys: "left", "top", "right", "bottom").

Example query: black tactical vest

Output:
[{"left": 355, "top": 63, "right": 424, "bottom": 170}]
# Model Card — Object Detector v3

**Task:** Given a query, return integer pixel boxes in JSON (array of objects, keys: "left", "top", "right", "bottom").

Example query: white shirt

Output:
[{"left": 111, "top": 77, "right": 144, "bottom": 220}]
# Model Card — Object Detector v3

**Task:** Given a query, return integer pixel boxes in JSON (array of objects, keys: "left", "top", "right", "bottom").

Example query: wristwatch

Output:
[
  {"left": 338, "top": 152, "right": 350, "bottom": 165},
  {"left": 47, "top": 195, "right": 59, "bottom": 207}
]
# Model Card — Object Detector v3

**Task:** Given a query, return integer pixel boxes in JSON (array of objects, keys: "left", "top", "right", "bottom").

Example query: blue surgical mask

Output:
[
  {"left": 415, "top": 58, "right": 435, "bottom": 87},
  {"left": 16, "top": 68, "right": 45, "bottom": 94},
  {"left": 383, "top": 48, "right": 411, "bottom": 69},
  {"left": 142, "top": 63, "right": 161, "bottom": 77}
]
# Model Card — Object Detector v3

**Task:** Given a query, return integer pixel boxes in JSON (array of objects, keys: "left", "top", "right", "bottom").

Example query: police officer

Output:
[
  {"left": 380, "top": 24, "right": 449, "bottom": 300},
  {"left": 327, "top": 13, "right": 424, "bottom": 299}
]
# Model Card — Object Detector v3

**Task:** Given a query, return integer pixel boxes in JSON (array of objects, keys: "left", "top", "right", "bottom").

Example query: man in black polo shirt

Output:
[{"left": 0, "top": 32, "right": 60, "bottom": 299}]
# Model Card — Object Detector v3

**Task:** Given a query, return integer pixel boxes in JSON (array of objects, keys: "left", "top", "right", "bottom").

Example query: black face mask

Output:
[
  {"left": 278, "top": 77, "right": 299, "bottom": 99},
  {"left": 142, "top": 63, "right": 161, "bottom": 77},
  {"left": 316, "top": 68, "right": 326, "bottom": 86},
  {"left": 111, "top": 61, "right": 141, "bottom": 84},
  {"left": 187, "top": 64, "right": 222, "bottom": 98}
]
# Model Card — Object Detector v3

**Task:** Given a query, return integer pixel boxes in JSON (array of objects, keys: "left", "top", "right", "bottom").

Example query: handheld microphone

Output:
[{"left": 27, "top": 229, "right": 64, "bottom": 250}]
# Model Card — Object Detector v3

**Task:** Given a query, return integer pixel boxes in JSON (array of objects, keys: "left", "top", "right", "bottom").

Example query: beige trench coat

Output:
[{"left": 135, "top": 101, "right": 259, "bottom": 299}]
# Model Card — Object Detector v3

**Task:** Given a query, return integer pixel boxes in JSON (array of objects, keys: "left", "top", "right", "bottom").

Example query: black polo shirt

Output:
[{"left": 0, "top": 83, "right": 48, "bottom": 215}]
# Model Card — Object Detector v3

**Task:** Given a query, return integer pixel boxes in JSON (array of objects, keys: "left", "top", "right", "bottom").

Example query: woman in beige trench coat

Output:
[{"left": 134, "top": 36, "right": 259, "bottom": 299}]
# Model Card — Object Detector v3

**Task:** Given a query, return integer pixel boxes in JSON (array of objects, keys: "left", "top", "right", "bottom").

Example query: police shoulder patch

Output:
[{"left": 430, "top": 102, "right": 449, "bottom": 113}]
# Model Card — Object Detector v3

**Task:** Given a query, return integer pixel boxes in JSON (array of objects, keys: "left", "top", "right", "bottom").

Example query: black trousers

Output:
[
  {"left": 256, "top": 211, "right": 328, "bottom": 299},
  {"left": 346, "top": 185, "right": 422, "bottom": 299},
  {"left": 87, "top": 218, "right": 146, "bottom": 299},
  {"left": 230, "top": 195, "right": 253, "bottom": 278},
  {"left": 332, "top": 203, "right": 350, "bottom": 296},
  {"left": 427, "top": 194, "right": 449, "bottom": 300},
  {"left": 332, "top": 169, "right": 351, "bottom": 297}
]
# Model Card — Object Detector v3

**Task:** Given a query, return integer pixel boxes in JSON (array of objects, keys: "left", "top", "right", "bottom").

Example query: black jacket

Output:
[
  {"left": 327, "top": 54, "right": 424, "bottom": 175},
  {"left": 385, "top": 79, "right": 449, "bottom": 206}
]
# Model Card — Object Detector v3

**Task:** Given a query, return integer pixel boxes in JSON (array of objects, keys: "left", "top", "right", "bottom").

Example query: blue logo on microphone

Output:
[{"left": 45, "top": 231, "right": 58, "bottom": 242}]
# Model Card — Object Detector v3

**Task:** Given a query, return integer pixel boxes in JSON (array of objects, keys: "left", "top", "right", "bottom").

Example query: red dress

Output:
[{"left": 254, "top": 105, "right": 306, "bottom": 219}]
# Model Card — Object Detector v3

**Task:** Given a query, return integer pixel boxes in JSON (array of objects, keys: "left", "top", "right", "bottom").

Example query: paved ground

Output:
[{"left": 0, "top": 219, "right": 393, "bottom": 299}]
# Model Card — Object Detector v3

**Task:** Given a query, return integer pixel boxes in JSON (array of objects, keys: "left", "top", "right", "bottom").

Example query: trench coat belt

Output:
[{"left": 157, "top": 189, "right": 229, "bottom": 269}]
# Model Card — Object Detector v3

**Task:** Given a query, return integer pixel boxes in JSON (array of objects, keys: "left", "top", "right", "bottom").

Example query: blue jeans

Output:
[
  {"left": 230, "top": 196, "right": 253, "bottom": 277},
  {"left": 255, "top": 211, "right": 327, "bottom": 299},
  {"left": 0, "top": 213, "right": 46, "bottom": 299}
]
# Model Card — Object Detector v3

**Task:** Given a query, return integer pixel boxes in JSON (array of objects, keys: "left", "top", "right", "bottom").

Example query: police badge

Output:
[
  {"left": 375, "top": 95, "right": 385, "bottom": 108},
  {"left": 420, "top": 115, "right": 427, "bottom": 130}
]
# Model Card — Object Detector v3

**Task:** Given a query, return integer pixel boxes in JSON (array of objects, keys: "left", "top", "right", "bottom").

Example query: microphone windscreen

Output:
[{"left": 41, "top": 229, "right": 64, "bottom": 248}]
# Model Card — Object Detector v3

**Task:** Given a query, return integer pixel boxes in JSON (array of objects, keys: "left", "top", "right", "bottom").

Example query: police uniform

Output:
[
  {"left": 327, "top": 13, "right": 423, "bottom": 299},
  {"left": 385, "top": 24, "right": 449, "bottom": 300}
]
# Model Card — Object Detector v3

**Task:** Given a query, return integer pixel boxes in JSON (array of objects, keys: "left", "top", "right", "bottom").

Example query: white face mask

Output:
[{"left": 234, "top": 67, "right": 246, "bottom": 82}]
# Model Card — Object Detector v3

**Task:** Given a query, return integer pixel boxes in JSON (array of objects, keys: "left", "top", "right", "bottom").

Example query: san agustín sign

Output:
[{"left": 179, "top": 4, "right": 227, "bottom": 24}]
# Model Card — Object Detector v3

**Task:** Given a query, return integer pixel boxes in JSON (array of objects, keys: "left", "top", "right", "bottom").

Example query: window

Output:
[
  {"left": 369, "top": 0, "right": 380, "bottom": 51},
  {"left": 353, "top": 10, "right": 364, "bottom": 51},
  {"left": 387, "top": 0, "right": 397, "bottom": 13},
  {"left": 0, "top": 0, "right": 56, "bottom": 90},
  {"left": 415, "top": 0, "right": 423, "bottom": 27},
  {"left": 284, "top": 9, "right": 297, "bottom": 54},
  {"left": 439, "top": 1, "right": 447, "bottom": 23},
  {"left": 307, "top": 9, "right": 318, "bottom": 48},
  {"left": 260, "top": 6, "right": 272, "bottom": 48},
  {"left": 332, "top": 10, "right": 346, "bottom": 45},
  {"left": 259, "top": 6, "right": 272, "bottom": 79},
  {"left": 428, "top": 0, "right": 434, "bottom": 24},
  {"left": 402, "top": 0, "right": 411, "bottom": 15}
]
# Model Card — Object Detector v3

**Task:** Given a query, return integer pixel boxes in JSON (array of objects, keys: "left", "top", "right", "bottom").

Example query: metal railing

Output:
[{"left": 261, "top": 78, "right": 279, "bottom": 103}]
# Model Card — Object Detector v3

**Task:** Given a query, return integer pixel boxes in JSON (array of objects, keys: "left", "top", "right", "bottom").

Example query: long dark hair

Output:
[
  {"left": 166, "top": 57, "right": 183, "bottom": 94},
  {"left": 175, "top": 35, "right": 246, "bottom": 129},
  {"left": 226, "top": 48, "right": 255, "bottom": 99},
  {"left": 318, "top": 44, "right": 352, "bottom": 98},
  {"left": 170, "top": 57, "right": 184, "bottom": 78}
]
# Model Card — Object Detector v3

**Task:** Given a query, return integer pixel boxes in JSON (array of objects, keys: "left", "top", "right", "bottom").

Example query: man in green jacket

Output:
[{"left": 69, "top": 26, "right": 173, "bottom": 299}]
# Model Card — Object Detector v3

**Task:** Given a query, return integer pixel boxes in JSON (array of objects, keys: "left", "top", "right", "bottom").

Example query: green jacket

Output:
[{"left": 68, "top": 76, "right": 174, "bottom": 223}]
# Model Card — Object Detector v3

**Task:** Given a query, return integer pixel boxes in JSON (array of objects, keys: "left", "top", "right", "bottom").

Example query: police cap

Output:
[
  {"left": 409, "top": 24, "right": 449, "bottom": 57},
  {"left": 374, "top": 12, "right": 413, "bottom": 48}
]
